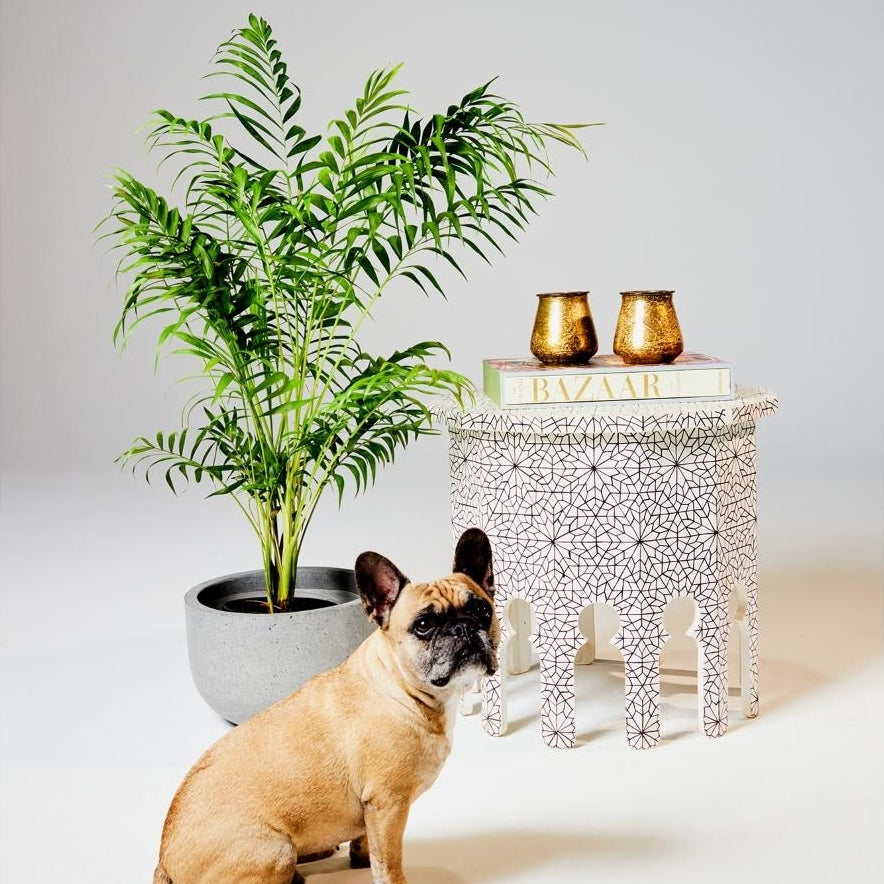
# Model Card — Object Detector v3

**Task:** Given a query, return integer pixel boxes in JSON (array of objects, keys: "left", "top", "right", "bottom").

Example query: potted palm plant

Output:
[{"left": 103, "top": 13, "right": 587, "bottom": 722}]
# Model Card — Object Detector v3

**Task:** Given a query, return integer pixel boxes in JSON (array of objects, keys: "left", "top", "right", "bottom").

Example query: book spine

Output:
[
  {"left": 491, "top": 366, "right": 733, "bottom": 406},
  {"left": 483, "top": 360, "right": 504, "bottom": 407}
]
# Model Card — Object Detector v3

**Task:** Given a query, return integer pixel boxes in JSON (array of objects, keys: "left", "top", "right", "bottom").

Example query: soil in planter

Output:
[{"left": 220, "top": 596, "right": 336, "bottom": 614}]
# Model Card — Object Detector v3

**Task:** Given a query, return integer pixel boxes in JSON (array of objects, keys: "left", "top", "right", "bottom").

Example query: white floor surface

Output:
[{"left": 1, "top": 475, "right": 882, "bottom": 884}]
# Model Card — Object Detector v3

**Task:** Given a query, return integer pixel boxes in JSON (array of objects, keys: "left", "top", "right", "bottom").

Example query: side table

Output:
[{"left": 440, "top": 387, "right": 778, "bottom": 749}]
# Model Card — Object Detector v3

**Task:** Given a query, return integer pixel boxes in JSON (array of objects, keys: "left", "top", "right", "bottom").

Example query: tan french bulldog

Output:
[{"left": 154, "top": 528, "right": 498, "bottom": 884}]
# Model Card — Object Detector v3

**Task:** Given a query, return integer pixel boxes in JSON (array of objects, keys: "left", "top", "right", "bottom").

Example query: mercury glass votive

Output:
[
  {"left": 530, "top": 291, "right": 599, "bottom": 365},
  {"left": 613, "top": 290, "right": 684, "bottom": 365}
]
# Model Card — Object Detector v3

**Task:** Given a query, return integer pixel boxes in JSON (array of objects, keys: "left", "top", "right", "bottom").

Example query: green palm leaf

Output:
[{"left": 102, "top": 14, "right": 594, "bottom": 611}]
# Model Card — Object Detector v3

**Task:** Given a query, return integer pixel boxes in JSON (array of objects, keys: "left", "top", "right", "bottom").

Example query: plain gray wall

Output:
[{"left": 2, "top": 0, "right": 882, "bottom": 574}]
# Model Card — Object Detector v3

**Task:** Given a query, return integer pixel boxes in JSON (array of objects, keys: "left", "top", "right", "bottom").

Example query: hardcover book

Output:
[{"left": 483, "top": 353, "right": 734, "bottom": 407}]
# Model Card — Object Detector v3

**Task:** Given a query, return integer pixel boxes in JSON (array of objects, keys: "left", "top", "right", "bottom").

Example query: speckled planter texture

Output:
[{"left": 185, "top": 568, "right": 375, "bottom": 724}]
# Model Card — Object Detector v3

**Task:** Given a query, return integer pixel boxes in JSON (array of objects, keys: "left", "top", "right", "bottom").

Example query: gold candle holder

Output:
[
  {"left": 530, "top": 291, "right": 598, "bottom": 365},
  {"left": 613, "top": 290, "right": 684, "bottom": 365}
]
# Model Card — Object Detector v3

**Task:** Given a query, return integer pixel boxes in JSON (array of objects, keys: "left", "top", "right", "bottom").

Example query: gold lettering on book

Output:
[
  {"left": 620, "top": 375, "right": 639, "bottom": 398},
  {"left": 575, "top": 376, "right": 594, "bottom": 400},
  {"left": 521, "top": 369, "right": 680, "bottom": 403},
  {"left": 643, "top": 373, "right": 660, "bottom": 397},
  {"left": 495, "top": 362, "right": 731, "bottom": 405}
]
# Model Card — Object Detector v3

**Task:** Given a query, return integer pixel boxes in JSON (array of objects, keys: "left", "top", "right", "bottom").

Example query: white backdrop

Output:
[
  {"left": 1, "top": 8, "right": 882, "bottom": 882},
  {"left": 2, "top": 0, "right": 882, "bottom": 577}
]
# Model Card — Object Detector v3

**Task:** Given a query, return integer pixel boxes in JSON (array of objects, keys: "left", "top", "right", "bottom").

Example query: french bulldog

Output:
[{"left": 154, "top": 527, "right": 498, "bottom": 884}]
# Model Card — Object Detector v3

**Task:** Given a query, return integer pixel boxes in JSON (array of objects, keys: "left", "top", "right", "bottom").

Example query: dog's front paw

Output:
[{"left": 349, "top": 836, "right": 371, "bottom": 869}]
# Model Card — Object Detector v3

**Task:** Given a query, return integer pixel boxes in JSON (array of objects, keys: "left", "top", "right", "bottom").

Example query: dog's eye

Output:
[{"left": 412, "top": 615, "right": 435, "bottom": 637}]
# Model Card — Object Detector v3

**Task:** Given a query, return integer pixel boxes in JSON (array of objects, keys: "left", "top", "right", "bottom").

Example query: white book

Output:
[{"left": 483, "top": 353, "right": 734, "bottom": 407}]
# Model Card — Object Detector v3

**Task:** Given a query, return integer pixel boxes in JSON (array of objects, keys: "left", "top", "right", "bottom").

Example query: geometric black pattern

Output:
[{"left": 439, "top": 386, "right": 778, "bottom": 749}]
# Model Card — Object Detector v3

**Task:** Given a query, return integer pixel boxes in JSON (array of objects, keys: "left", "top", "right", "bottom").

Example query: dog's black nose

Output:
[{"left": 450, "top": 620, "right": 475, "bottom": 639}]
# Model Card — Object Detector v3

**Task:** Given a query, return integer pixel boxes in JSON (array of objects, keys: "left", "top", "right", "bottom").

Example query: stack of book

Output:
[{"left": 483, "top": 353, "right": 734, "bottom": 409}]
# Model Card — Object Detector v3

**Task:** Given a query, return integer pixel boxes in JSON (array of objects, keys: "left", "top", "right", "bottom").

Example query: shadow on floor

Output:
[{"left": 304, "top": 828, "right": 667, "bottom": 882}]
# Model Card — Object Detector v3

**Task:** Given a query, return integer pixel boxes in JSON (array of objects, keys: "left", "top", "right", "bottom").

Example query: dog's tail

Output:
[{"left": 153, "top": 865, "right": 172, "bottom": 884}]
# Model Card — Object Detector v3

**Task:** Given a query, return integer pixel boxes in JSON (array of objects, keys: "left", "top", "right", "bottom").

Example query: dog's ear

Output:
[
  {"left": 355, "top": 552, "right": 409, "bottom": 629},
  {"left": 453, "top": 528, "right": 494, "bottom": 597}
]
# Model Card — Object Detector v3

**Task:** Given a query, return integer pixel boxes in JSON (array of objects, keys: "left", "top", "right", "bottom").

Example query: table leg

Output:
[
  {"left": 459, "top": 680, "right": 482, "bottom": 716},
  {"left": 617, "top": 620, "right": 664, "bottom": 750},
  {"left": 692, "top": 597, "right": 730, "bottom": 738},
  {"left": 728, "top": 581, "right": 750, "bottom": 720},
  {"left": 737, "top": 567, "right": 759, "bottom": 718},
  {"left": 505, "top": 597, "right": 534, "bottom": 675},
  {"left": 622, "top": 654, "right": 662, "bottom": 749},
  {"left": 480, "top": 671, "right": 506, "bottom": 736},
  {"left": 535, "top": 612, "right": 581, "bottom": 748},
  {"left": 538, "top": 650, "right": 576, "bottom": 748},
  {"left": 480, "top": 592, "right": 516, "bottom": 735},
  {"left": 575, "top": 604, "right": 596, "bottom": 665}
]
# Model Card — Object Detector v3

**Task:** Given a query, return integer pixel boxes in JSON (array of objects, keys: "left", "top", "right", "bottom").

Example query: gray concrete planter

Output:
[{"left": 185, "top": 567, "right": 375, "bottom": 724}]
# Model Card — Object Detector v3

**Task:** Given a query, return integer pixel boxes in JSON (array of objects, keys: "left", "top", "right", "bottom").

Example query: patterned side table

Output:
[{"left": 440, "top": 387, "right": 778, "bottom": 749}]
